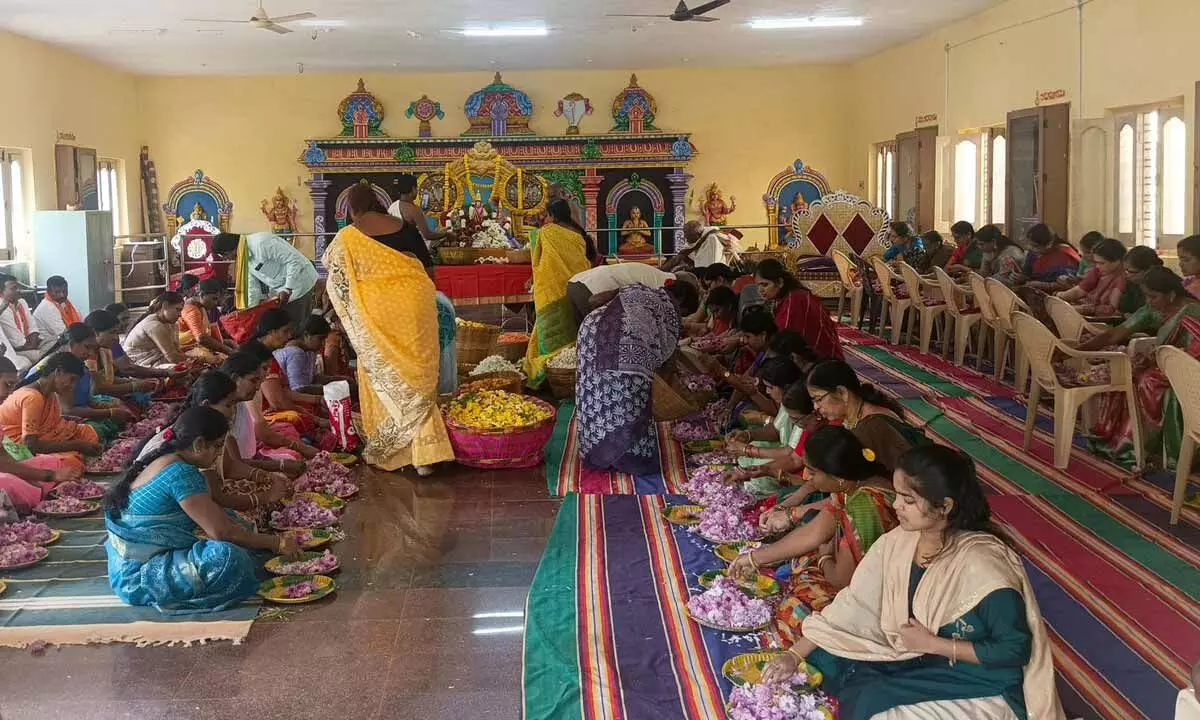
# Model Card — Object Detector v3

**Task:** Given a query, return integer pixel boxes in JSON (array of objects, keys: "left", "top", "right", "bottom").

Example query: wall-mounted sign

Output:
[
  {"left": 1034, "top": 89, "right": 1067, "bottom": 106},
  {"left": 56, "top": 131, "right": 76, "bottom": 142},
  {"left": 915, "top": 113, "right": 939, "bottom": 127}
]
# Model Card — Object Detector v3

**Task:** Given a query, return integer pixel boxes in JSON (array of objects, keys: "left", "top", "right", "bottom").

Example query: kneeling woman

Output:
[
  {"left": 105, "top": 407, "right": 301, "bottom": 613},
  {"left": 577, "top": 281, "right": 698, "bottom": 473},
  {"left": 764, "top": 445, "right": 1063, "bottom": 720}
]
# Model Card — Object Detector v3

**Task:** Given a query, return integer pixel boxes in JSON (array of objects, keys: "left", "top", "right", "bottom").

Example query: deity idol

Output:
[
  {"left": 619, "top": 206, "right": 652, "bottom": 255},
  {"left": 260, "top": 188, "right": 298, "bottom": 234},
  {"left": 699, "top": 183, "right": 736, "bottom": 226},
  {"left": 189, "top": 203, "right": 209, "bottom": 222},
  {"left": 466, "top": 197, "right": 490, "bottom": 229}
]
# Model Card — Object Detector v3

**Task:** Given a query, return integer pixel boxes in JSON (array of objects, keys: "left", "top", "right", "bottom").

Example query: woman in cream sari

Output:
[
  {"left": 524, "top": 199, "right": 595, "bottom": 388},
  {"left": 764, "top": 445, "right": 1063, "bottom": 720},
  {"left": 323, "top": 222, "right": 454, "bottom": 475}
]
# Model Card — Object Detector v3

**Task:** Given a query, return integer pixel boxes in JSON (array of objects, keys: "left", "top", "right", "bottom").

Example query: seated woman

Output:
[
  {"left": 883, "top": 222, "right": 927, "bottom": 270},
  {"left": 683, "top": 263, "right": 738, "bottom": 328},
  {"left": 1077, "top": 267, "right": 1200, "bottom": 468},
  {"left": 84, "top": 310, "right": 162, "bottom": 406},
  {"left": 1178, "top": 235, "right": 1200, "bottom": 300},
  {"left": 725, "top": 357, "right": 805, "bottom": 472},
  {"left": 104, "top": 406, "right": 302, "bottom": 613},
  {"left": 1015, "top": 224, "right": 1080, "bottom": 298},
  {"left": 23, "top": 324, "right": 135, "bottom": 442},
  {"left": 577, "top": 281, "right": 699, "bottom": 474},
  {"left": 123, "top": 292, "right": 195, "bottom": 370},
  {"left": 706, "top": 308, "right": 778, "bottom": 428},
  {"left": 0, "top": 357, "right": 82, "bottom": 512},
  {"left": 685, "top": 285, "right": 738, "bottom": 338},
  {"left": 274, "top": 315, "right": 339, "bottom": 394},
  {"left": 1118, "top": 246, "right": 1163, "bottom": 316},
  {"left": 922, "top": 230, "right": 953, "bottom": 271},
  {"left": 0, "top": 353, "right": 103, "bottom": 474},
  {"left": 1050, "top": 231, "right": 1102, "bottom": 291},
  {"left": 224, "top": 346, "right": 318, "bottom": 461},
  {"left": 730, "top": 425, "right": 896, "bottom": 645},
  {"left": 944, "top": 221, "right": 983, "bottom": 277},
  {"left": 976, "top": 225, "right": 1026, "bottom": 285},
  {"left": 755, "top": 259, "right": 843, "bottom": 361},
  {"left": 807, "top": 360, "right": 928, "bottom": 475},
  {"left": 1051, "top": 237, "right": 1127, "bottom": 317},
  {"left": 179, "top": 278, "right": 236, "bottom": 364},
  {"left": 763, "top": 445, "right": 1063, "bottom": 720},
  {"left": 100, "top": 304, "right": 185, "bottom": 389},
  {"left": 250, "top": 310, "right": 328, "bottom": 443}
]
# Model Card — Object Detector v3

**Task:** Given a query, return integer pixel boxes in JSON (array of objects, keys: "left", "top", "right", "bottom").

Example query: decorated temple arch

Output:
[{"left": 604, "top": 176, "right": 666, "bottom": 256}]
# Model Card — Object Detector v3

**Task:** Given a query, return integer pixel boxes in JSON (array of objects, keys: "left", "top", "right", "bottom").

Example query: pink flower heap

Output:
[
  {"left": 0, "top": 520, "right": 53, "bottom": 545},
  {"left": 679, "top": 370, "right": 717, "bottom": 394},
  {"left": 687, "top": 450, "right": 737, "bottom": 468},
  {"left": 690, "top": 334, "right": 725, "bottom": 353},
  {"left": 692, "top": 505, "right": 761, "bottom": 542},
  {"left": 88, "top": 438, "right": 141, "bottom": 472},
  {"left": 686, "top": 575, "right": 770, "bottom": 630},
  {"left": 282, "top": 580, "right": 318, "bottom": 599},
  {"left": 35, "top": 497, "right": 94, "bottom": 514},
  {"left": 119, "top": 403, "right": 174, "bottom": 441},
  {"left": 270, "top": 498, "right": 338, "bottom": 529},
  {"left": 54, "top": 481, "right": 105, "bottom": 499},
  {"left": 673, "top": 419, "right": 716, "bottom": 442},
  {"left": 0, "top": 543, "right": 45, "bottom": 567},
  {"left": 684, "top": 466, "right": 754, "bottom": 509},
  {"left": 293, "top": 453, "right": 358, "bottom": 497},
  {"left": 275, "top": 550, "right": 338, "bottom": 575},
  {"left": 727, "top": 682, "right": 831, "bottom": 720}
]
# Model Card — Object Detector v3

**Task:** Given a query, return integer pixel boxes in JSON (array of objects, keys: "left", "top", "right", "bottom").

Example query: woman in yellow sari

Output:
[
  {"left": 524, "top": 199, "right": 596, "bottom": 388},
  {"left": 323, "top": 221, "right": 454, "bottom": 476}
]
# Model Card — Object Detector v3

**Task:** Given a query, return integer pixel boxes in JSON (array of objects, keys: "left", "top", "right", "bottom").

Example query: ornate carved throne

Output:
[
  {"left": 789, "top": 191, "right": 890, "bottom": 298},
  {"left": 162, "top": 169, "right": 233, "bottom": 283}
]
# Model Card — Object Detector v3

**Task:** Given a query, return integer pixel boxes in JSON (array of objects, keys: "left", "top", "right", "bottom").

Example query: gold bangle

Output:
[
  {"left": 816, "top": 554, "right": 834, "bottom": 569},
  {"left": 951, "top": 638, "right": 958, "bottom": 666},
  {"left": 787, "top": 645, "right": 806, "bottom": 661},
  {"left": 747, "top": 550, "right": 760, "bottom": 571}
]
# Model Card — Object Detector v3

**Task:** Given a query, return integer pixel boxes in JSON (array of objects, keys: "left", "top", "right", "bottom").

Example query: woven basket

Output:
[
  {"left": 545, "top": 366, "right": 577, "bottom": 399},
  {"left": 495, "top": 337, "right": 529, "bottom": 363},
  {"left": 651, "top": 372, "right": 700, "bottom": 421},
  {"left": 455, "top": 322, "right": 501, "bottom": 365},
  {"left": 438, "top": 247, "right": 509, "bottom": 265},
  {"left": 443, "top": 396, "right": 557, "bottom": 469},
  {"left": 507, "top": 248, "right": 532, "bottom": 264},
  {"left": 457, "top": 371, "right": 524, "bottom": 395}
]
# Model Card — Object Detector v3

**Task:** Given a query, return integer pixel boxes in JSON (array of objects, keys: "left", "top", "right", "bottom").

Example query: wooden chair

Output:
[
  {"left": 898, "top": 262, "right": 947, "bottom": 354},
  {"left": 831, "top": 249, "right": 864, "bottom": 326},
  {"left": 1155, "top": 345, "right": 1200, "bottom": 524},
  {"left": 985, "top": 278, "right": 1031, "bottom": 392},
  {"left": 1014, "top": 312, "right": 1143, "bottom": 469},
  {"left": 967, "top": 273, "right": 1000, "bottom": 373},
  {"left": 869, "top": 256, "right": 913, "bottom": 345},
  {"left": 1045, "top": 296, "right": 1107, "bottom": 344},
  {"left": 934, "top": 267, "right": 981, "bottom": 365}
]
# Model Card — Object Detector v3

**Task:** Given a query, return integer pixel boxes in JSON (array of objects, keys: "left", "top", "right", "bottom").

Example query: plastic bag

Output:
[{"left": 323, "top": 380, "right": 359, "bottom": 453}]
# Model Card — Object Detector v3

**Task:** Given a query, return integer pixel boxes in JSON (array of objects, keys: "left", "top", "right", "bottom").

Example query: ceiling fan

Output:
[
  {"left": 182, "top": 3, "right": 316, "bottom": 34},
  {"left": 607, "top": 0, "right": 730, "bottom": 23}
]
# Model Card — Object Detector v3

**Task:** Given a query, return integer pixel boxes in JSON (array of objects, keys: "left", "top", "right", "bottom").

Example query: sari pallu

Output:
[
  {"left": 773, "top": 289, "right": 844, "bottom": 360},
  {"left": 774, "top": 486, "right": 898, "bottom": 646},
  {"left": 576, "top": 284, "right": 680, "bottom": 474},
  {"left": 524, "top": 224, "right": 592, "bottom": 388},
  {"left": 436, "top": 292, "right": 457, "bottom": 395},
  {"left": 323, "top": 225, "right": 453, "bottom": 470},
  {"left": 801, "top": 528, "right": 1064, "bottom": 720}
]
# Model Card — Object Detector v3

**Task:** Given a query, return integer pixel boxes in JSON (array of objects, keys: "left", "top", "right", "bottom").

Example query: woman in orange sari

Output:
[
  {"left": 0, "top": 353, "right": 103, "bottom": 474},
  {"left": 178, "top": 278, "right": 236, "bottom": 364}
]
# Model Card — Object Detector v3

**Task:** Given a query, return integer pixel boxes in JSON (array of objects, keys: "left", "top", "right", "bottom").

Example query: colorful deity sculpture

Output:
[
  {"left": 611, "top": 74, "right": 659, "bottom": 133},
  {"left": 619, "top": 206, "right": 653, "bottom": 255},
  {"left": 554, "top": 92, "right": 593, "bottom": 135},
  {"left": 337, "top": 79, "right": 386, "bottom": 138},
  {"left": 698, "top": 183, "right": 736, "bottom": 226},
  {"left": 462, "top": 73, "right": 535, "bottom": 137},
  {"left": 261, "top": 187, "right": 299, "bottom": 234},
  {"left": 405, "top": 94, "right": 445, "bottom": 138}
]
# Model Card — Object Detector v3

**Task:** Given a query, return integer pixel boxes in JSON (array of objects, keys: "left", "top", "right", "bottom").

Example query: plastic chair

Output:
[
  {"left": 1014, "top": 312, "right": 1143, "bottom": 469},
  {"left": 1044, "top": 296, "right": 1107, "bottom": 344},
  {"left": 986, "top": 279, "right": 1031, "bottom": 392},
  {"left": 1155, "top": 345, "right": 1200, "bottom": 524},
  {"left": 967, "top": 273, "right": 999, "bottom": 372},
  {"left": 934, "top": 267, "right": 981, "bottom": 365},
  {"left": 831, "top": 249, "right": 864, "bottom": 326},
  {"left": 869, "top": 256, "right": 913, "bottom": 345},
  {"left": 898, "top": 262, "right": 947, "bottom": 354}
]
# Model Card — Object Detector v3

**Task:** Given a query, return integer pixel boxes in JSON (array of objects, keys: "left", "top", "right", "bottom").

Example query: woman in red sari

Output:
[
  {"left": 755, "top": 258, "right": 843, "bottom": 361},
  {"left": 246, "top": 309, "right": 327, "bottom": 449}
]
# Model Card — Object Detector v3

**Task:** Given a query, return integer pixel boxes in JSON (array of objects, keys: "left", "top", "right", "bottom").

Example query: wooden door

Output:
[
  {"left": 916, "top": 126, "right": 937, "bottom": 232},
  {"left": 894, "top": 127, "right": 938, "bottom": 232},
  {"left": 1041, "top": 103, "right": 1071, "bottom": 237},
  {"left": 1006, "top": 103, "right": 1070, "bottom": 240}
]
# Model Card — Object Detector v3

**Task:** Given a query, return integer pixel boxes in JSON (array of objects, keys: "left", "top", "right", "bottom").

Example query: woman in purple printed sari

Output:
[{"left": 576, "top": 282, "right": 698, "bottom": 474}]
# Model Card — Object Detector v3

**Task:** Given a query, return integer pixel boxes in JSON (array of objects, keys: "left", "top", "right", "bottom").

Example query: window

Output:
[
  {"left": 874, "top": 141, "right": 896, "bottom": 219},
  {"left": 98, "top": 158, "right": 123, "bottom": 237},
  {"left": 0, "top": 148, "right": 28, "bottom": 258},
  {"left": 1114, "top": 103, "right": 1187, "bottom": 247},
  {"left": 989, "top": 132, "right": 1006, "bottom": 226},
  {"left": 954, "top": 140, "right": 979, "bottom": 225}
]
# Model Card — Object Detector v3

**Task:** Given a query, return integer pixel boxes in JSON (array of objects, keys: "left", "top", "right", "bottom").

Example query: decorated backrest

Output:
[
  {"left": 163, "top": 170, "right": 233, "bottom": 282},
  {"left": 789, "top": 191, "right": 889, "bottom": 260}
]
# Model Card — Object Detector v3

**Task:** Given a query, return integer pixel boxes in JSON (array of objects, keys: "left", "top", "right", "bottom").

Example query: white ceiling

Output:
[{"left": 0, "top": 0, "right": 1002, "bottom": 75}]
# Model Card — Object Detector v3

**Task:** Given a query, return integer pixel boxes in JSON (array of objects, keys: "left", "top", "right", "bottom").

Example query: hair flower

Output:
[
  {"left": 862, "top": 447, "right": 876, "bottom": 462},
  {"left": 162, "top": 428, "right": 176, "bottom": 442}
]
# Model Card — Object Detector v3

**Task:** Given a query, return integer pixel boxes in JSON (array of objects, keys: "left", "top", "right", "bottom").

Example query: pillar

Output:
[
  {"left": 666, "top": 169, "right": 693, "bottom": 254},
  {"left": 306, "top": 174, "right": 332, "bottom": 273},
  {"left": 581, "top": 170, "right": 603, "bottom": 251}
]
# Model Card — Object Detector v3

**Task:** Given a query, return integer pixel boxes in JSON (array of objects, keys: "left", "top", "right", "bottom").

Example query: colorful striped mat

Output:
[
  {"left": 0, "top": 489, "right": 260, "bottom": 648},
  {"left": 544, "top": 401, "right": 688, "bottom": 497},
  {"left": 524, "top": 493, "right": 762, "bottom": 720}
]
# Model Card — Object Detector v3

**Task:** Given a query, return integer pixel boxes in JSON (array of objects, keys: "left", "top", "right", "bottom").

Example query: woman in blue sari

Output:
[
  {"left": 576, "top": 281, "right": 698, "bottom": 474},
  {"left": 104, "top": 406, "right": 301, "bottom": 613}
]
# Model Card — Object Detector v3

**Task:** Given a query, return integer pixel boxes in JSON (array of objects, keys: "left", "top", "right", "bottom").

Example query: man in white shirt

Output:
[
  {"left": 0, "top": 275, "right": 46, "bottom": 372},
  {"left": 212, "top": 232, "right": 319, "bottom": 329},
  {"left": 566, "top": 263, "right": 675, "bottom": 322},
  {"left": 668, "top": 221, "right": 741, "bottom": 270},
  {"left": 31, "top": 275, "right": 82, "bottom": 340}
]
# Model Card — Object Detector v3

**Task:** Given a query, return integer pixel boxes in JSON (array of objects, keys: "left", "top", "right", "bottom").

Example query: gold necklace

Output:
[{"left": 844, "top": 396, "right": 864, "bottom": 429}]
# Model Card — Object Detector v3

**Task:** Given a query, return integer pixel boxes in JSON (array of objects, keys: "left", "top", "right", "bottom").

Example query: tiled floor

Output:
[{"left": 0, "top": 464, "right": 555, "bottom": 720}]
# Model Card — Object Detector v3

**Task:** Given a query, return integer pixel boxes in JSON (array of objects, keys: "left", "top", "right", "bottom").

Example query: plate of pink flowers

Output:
[
  {"left": 256, "top": 574, "right": 337, "bottom": 604},
  {"left": 692, "top": 506, "right": 762, "bottom": 544},
  {"left": 726, "top": 680, "right": 836, "bottom": 720},
  {"left": 52, "top": 480, "right": 106, "bottom": 501},
  {"left": 685, "top": 575, "right": 772, "bottom": 632},
  {"left": 269, "top": 499, "right": 340, "bottom": 530},
  {"left": 0, "top": 542, "right": 49, "bottom": 570},
  {"left": 0, "top": 520, "right": 60, "bottom": 546},
  {"left": 264, "top": 550, "right": 340, "bottom": 576},
  {"left": 34, "top": 497, "right": 100, "bottom": 518}
]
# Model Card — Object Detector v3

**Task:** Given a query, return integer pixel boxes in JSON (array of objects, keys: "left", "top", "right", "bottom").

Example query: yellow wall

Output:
[
  {"left": 136, "top": 66, "right": 856, "bottom": 253},
  {"left": 0, "top": 30, "right": 142, "bottom": 237},
  {"left": 846, "top": 0, "right": 1200, "bottom": 239}
]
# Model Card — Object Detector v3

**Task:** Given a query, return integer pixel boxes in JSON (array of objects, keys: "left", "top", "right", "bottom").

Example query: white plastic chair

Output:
[
  {"left": 967, "top": 272, "right": 999, "bottom": 372},
  {"left": 986, "top": 278, "right": 1031, "bottom": 392},
  {"left": 934, "top": 267, "right": 982, "bottom": 365},
  {"left": 831, "top": 249, "right": 864, "bottom": 326},
  {"left": 898, "top": 262, "right": 947, "bottom": 354},
  {"left": 1015, "top": 312, "right": 1143, "bottom": 469},
  {"left": 1155, "top": 345, "right": 1200, "bottom": 524},
  {"left": 1045, "top": 296, "right": 1107, "bottom": 345},
  {"left": 869, "top": 256, "right": 913, "bottom": 345}
]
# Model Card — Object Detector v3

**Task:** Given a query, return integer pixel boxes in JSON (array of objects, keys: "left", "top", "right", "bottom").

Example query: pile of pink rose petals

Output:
[
  {"left": 686, "top": 575, "right": 770, "bottom": 630},
  {"left": 693, "top": 505, "right": 762, "bottom": 543},
  {"left": 293, "top": 453, "right": 358, "bottom": 498},
  {"left": 679, "top": 370, "right": 717, "bottom": 393},
  {"left": 53, "top": 480, "right": 105, "bottom": 500},
  {"left": 273, "top": 550, "right": 339, "bottom": 575},
  {"left": 0, "top": 542, "right": 48, "bottom": 568},
  {"left": 727, "top": 682, "right": 834, "bottom": 720},
  {"left": 270, "top": 498, "right": 338, "bottom": 530},
  {"left": 34, "top": 497, "right": 96, "bottom": 515},
  {"left": 0, "top": 520, "right": 54, "bottom": 545},
  {"left": 283, "top": 580, "right": 318, "bottom": 599},
  {"left": 87, "top": 438, "right": 141, "bottom": 473},
  {"left": 688, "top": 450, "right": 737, "bottom": 468},
  {"left": 119, "top": 403, "right": 174, "bottom": 440}
]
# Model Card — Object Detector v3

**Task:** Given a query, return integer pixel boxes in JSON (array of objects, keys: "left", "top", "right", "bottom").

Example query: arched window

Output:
[
  {"left": 1117, "top": 123, "right": 1135, "bottom": 235},
  {"left": 954, "top": 140, "right": 978, "bottom": 225},
  {"left": 1161, "top": 116, "right": 1186, "bottom": 236},
  {"left": 991, "top": 134, "right": 1006, "bottom": 225}
]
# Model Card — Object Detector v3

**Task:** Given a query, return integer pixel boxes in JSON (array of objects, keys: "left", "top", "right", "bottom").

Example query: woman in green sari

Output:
[
  {"left": 1077, "top": 267, "right": 1200, "bottom": 467},
  {"left": 729, "top": 425, "right": 897, "bottom": 646},
  {"left": 763, "top": 445, "right": 1064, "bottom": 720}
]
